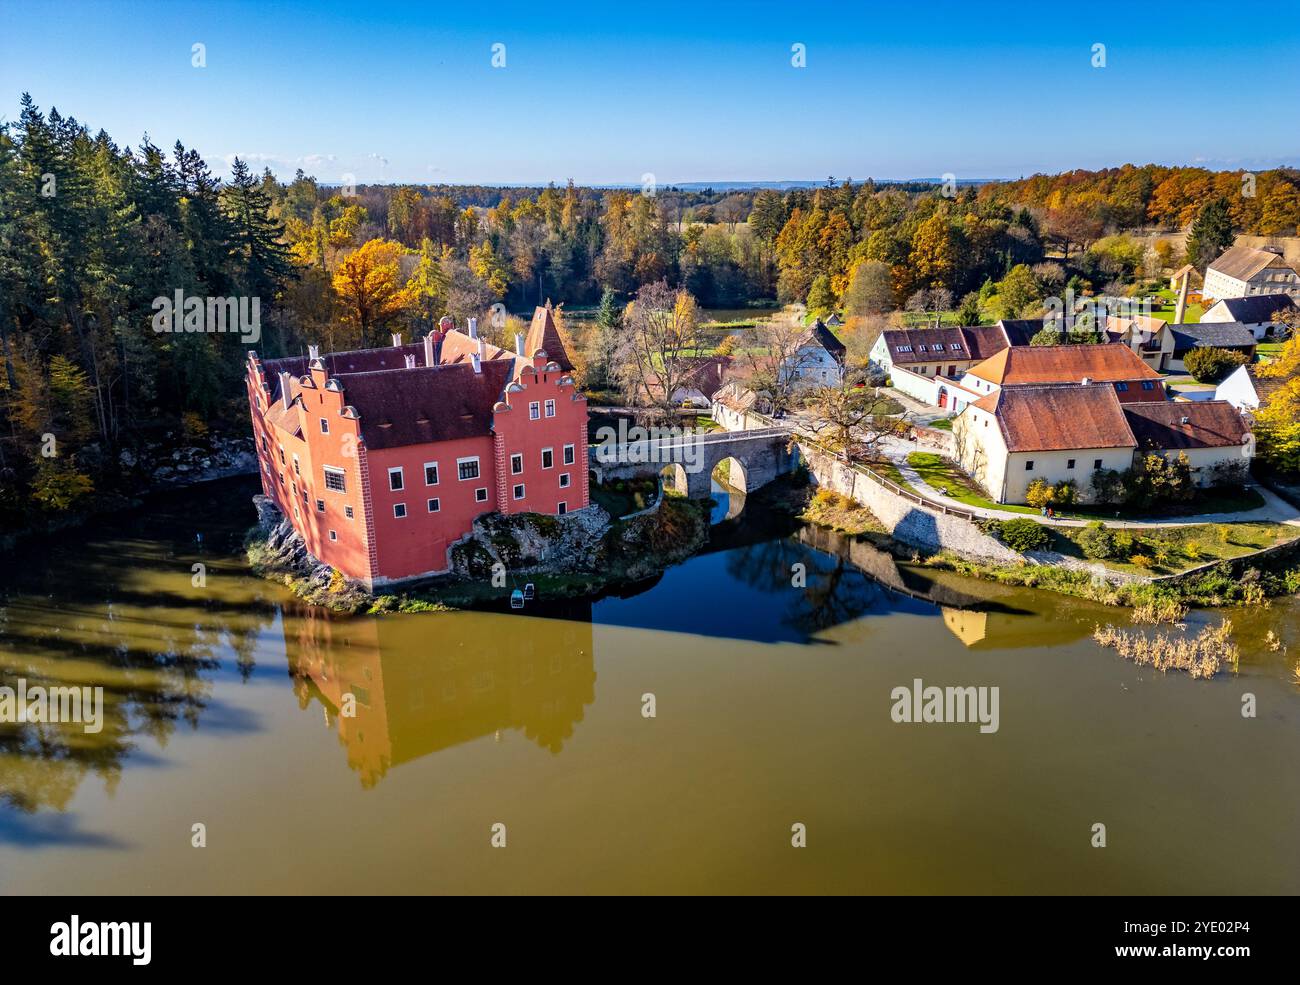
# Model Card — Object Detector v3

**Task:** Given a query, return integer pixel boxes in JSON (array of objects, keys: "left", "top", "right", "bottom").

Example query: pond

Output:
[{"left": 0, "top": 476, "right": 1296, "bottom": 893}]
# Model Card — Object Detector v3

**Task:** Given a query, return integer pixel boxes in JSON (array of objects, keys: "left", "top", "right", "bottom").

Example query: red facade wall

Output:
[{"left": 247, "top": 349, "right": 589, "bottom": 587}]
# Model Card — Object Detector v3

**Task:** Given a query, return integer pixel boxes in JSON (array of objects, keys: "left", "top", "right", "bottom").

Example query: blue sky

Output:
[{"left": 3, "top": 0, "right": 1298, "bottom": 185}]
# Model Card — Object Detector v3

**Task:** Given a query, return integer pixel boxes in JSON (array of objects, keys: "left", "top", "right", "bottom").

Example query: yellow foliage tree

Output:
[{"left": 332, "top": 239, "right": 415, "bottom": 348}]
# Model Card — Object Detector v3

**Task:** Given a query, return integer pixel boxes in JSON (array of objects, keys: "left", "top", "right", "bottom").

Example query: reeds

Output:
[{"left": 1092, "top": 619, "right": 1238, "bottom": 679}]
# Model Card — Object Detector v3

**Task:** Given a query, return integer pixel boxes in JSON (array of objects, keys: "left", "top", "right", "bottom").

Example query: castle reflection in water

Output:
[{"left": 283, "top": 603, "right": 596, "bottom": 788}]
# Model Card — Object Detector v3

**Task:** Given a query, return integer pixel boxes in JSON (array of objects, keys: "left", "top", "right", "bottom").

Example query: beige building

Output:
[
  {"left": 953, "top": 384, "right": 1251, "bottom": 504},
  {"left": 1203, "top": 245, "right": 1300, "bottom": 301}
]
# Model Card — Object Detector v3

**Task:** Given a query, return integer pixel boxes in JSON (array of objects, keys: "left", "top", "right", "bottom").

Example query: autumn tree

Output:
[
  {"left": 613, "top": 280, "right": 701, "bottom": 419},
  {"left": 332, "top": 239, "right": 415, "bottom": 347}
]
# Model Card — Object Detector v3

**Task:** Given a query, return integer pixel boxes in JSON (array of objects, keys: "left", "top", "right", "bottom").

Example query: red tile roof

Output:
[
  {"left": 967, "top": 344, "right": 1162, "bottom": 385},
  {"left": 525, "top": 305, "right": 573, "bottom": 371},
  {"left": 1122, "top": 401, "right": 1250, "bottom": 450},
  {"left": 882, "top": 325, "right": 1012, "bottom": 365},
  {"left": 979, "top": 385, "right": 1136, "bottom": 453}
]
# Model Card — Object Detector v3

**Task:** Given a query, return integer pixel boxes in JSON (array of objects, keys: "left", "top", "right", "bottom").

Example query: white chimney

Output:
[
  {"left": 478, "top": 339, "right": 487, "bottom": 366},
  {"left": 424, "top": 333, "right": 435, "bottom": 366},
  {"left": 279, "top": 371, "right": 292, "bottom": 410},
  {"left": 468, "top": 317, "right": 478, "bottom": 340},
  {"left": 307, "top": 344, "right": 320, "bottom": 360},
  {"left": 391, "top": 333, "right": 402, "bottom": 347},
  {"left": 404, "top": 354, "right": 416, "bottom": 368},
  {"left": 471, "top": 352, "right": 482, "bottom": 374},
  {"left": 515, "top": 332, "right": 526, "bottom": 356}
]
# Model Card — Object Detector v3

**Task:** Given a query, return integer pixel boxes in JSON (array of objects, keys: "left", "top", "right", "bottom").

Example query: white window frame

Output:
[
  {"left": 323, "top": 466, "right": 347, "bottom": 493},
  {"left": 511, "top": 453, "right": 523, "bottom": 475},
  {"left": 388, "top": 466, "right": 404, "bottom": 491},
  {"left": 559, "top": 472, "right": 571, "bottom": 488},
  {"left": 541, "top": 447, "right": 554, "bottom": 470},
  {"left": 475, "top": 487, "right": 488, "bottom": 503},
  {"left": 513, "top": 483, "right": 525, "bottom": 500},
  {"left": 557, "top": 502, "right": 567, "bottom": 515},
  {"left": 544, "top": 399, "right": 556, "bottom": 418},
  {"left": 427, "top": 497, "right": 440, "bottom": 513},
  {"left": 457, "top": 456, "right": 481, "bottom": 481},
  {"left": 424, "top": 462, "right": 439, "bottom": 486},
  {"left": 320, "top": 417, "right": 329, "bottom": 434},
  {"left": 563, "top": 444, "right": 575, "bottom": 465},
  {"left": 393, "top": 502, "right": 407, "bottom": 518},
  {"left": 328, "top": 529, "right": 337, "bottom": 541},
  {"left": 529, "top": 401, "right": 540, "bottom": 420}
]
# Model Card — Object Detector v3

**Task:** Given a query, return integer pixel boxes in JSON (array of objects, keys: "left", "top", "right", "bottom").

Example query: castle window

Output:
[
  {"left": 316, "top": 499, "right": 325, "bottom": 512},
  {"left": 292, "top": 454, "right": 300, "bottom": 476},
  {"left": 511, "top": 453, "right": 523, "bottom": 475},
  {"left": 458, "top": 457, "right": 480, "bottom": 481},
  {"left": 557, "top": 502, "right": 567, "bottom": 515},
  {"left": 427, "top": 498, "right": 440, "bottom": 513},
  {"left": 563, "top": 444, "right": 575, "bottom": 465},
  {"left": 424, "top": 462, "right": 439, "bottom": 485},
  {"left": 559, "top": 473, "right": 571, "bottom": 488},
  {"left": 513, "top": 484, "right": 525, "bottom": 500},
  {"left": 320, "top": 417, "right": 329, "bottom": 434},
  {"left": 328, "top": 530, "right": 337, "bottom": 541},
  {"left": 279, "top": 447, "right": 286, "bottom": 465},
  {"left": 388, "top": 466, "right": 404, "bottom": 490},
  {"left": 475, "top": 487, "right": 488, "bottom": 503},
  {"left": 324, "top": 466, "right": 346, "bottom": 492},
  {"left": 344, "top": 505, "right": 354, "bottom": 519},
  {"left": 545, "top": 399, "right": 556, "bottom": 417},
  {"left": 529, "top": 401, "right": 540, "bottom": 420},
  {"left": 393, "top": 503, "right": 407, "bottom": 518},
  {"left": 541, "top": 448, "right": 553, "bottom": 469}
]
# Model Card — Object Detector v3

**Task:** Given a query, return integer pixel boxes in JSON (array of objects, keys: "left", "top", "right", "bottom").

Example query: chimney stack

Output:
[
  {"left": 391, "top": 333, "right": 402, "bottom": 347},
  {"left": 1173, "top": 270, "right": 1190, "bottom": 325},
  {"left": 307, "top": 344, "right": 320, "bottom": 360},
  {"left": 471, "top": 352, "right": 482, "bottom": 374},
  {"left": 468, "top": 317, "right": 478, "bottom": 340},
  {"left": 279, "top": 371, "right": 292, "bottom": 410},
  {"left": 478, "top": 339, "right": 487, "bottom": 366},
  {"left": 515, "top": 332, "right": 526, "bottom": 356},
  {"left": 424, "top": 333, "right": 435, "bottom": 367}
]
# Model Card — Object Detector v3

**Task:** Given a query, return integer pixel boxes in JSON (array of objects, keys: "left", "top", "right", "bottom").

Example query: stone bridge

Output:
[{"left": 590, "top": 426, "right": 796, "bottom": 498}]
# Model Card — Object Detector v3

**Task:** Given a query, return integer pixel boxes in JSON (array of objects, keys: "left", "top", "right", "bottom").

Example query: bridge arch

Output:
[{"left": 660, "top": 462, "right": 688, "bottom": 495}]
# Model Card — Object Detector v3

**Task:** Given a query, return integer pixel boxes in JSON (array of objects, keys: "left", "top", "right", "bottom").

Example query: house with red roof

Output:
[
  {"left": 953, "top": 385, "right": 1251, "bottom": 504},
  {"left": 245, "top": 307, "right": 588, "bottom": 588}
]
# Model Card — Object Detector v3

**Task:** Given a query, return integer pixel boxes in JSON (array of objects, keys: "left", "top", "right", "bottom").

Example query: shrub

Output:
[
  {"left": 1090, "top": 467, "right": 1126, "bottom": 505},
  {"left": 1025, "top": 478, "right": 1055, "bottom": 509},
  {"left": 1053, "top": 479, "right": 1078, "bottom": 506},
  {"left": 1077, "top": 520, "right": 1118, "bottom": 560},
  {"left": 998, "top": 517, "right": 1051, "bottom": 553},
  {"left": 1129, "top": 553, "right": 1155, "bottom": 569},
  {"left": 1183, "top": 346, "right": 1248, "bottom": 383}
]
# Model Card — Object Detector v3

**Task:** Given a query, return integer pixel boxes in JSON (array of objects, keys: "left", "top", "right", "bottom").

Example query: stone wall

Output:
[{"left": 798, "top": 442, "right": 1023, "bottom": 564}]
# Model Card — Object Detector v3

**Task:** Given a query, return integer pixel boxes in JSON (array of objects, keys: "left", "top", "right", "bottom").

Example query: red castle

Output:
[{"left": 246, "top": 306, "right": 588, "bottom": 588}]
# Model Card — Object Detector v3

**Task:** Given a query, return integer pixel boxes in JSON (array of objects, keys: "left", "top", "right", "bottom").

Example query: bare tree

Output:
[
  {"left": 613, "top": 280, "right": 701, "bottom": 419},
  {"left": 745, "top": 313, "right": 819, "bottom": 413},
  {"left": 807, "top": 368, "right": 909, "bottom": 460}
]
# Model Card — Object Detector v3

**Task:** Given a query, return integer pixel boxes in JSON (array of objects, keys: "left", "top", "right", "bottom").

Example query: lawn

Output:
[
  {"left": 1054, "top": 520, "right": 1296, "bottom": 575},
  {"left": 924, "top": 417, "right": 953, "bottom": 431}
]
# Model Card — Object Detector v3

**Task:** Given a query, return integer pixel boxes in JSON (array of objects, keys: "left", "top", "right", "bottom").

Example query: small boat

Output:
[
  {"left": 510, "top": 589, "right": 525, "bottom": 609},
  {"left": 523, "top": 583, "right": 535, "bottom": 601}
]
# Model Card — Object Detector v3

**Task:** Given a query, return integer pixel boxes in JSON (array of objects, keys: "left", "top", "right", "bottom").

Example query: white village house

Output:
[
  {"left": 869, "top": 321, "right": 1036, "bottom": 414},
  {"left": 1215, "top": 363, "right": 1286, "bottom": 412},
  {"left": 1203, "top": 244, "right": 1300, "bottom": 301},
  {"left": 779, "top": 320, "right": 846, "bottom": 388},
  {"left": 953, "top": 384, "right": 1251, "bottom": 505},
  {"left": 1200, "top": 293, "right": 1297, "bottom": 340}
]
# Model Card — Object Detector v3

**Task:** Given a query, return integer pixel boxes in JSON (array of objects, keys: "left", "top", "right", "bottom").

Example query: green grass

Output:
[
  {"left": 1055, "top": 520, "right": 1296, "bottom": 575},
  {"left": 925, "top": 417, "right": 954, "bottom": 431}
]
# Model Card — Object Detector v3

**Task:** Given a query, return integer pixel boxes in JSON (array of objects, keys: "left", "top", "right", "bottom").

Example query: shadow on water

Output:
[{"left": 0, "top": 476, "right": 276, "bottom": 835}]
